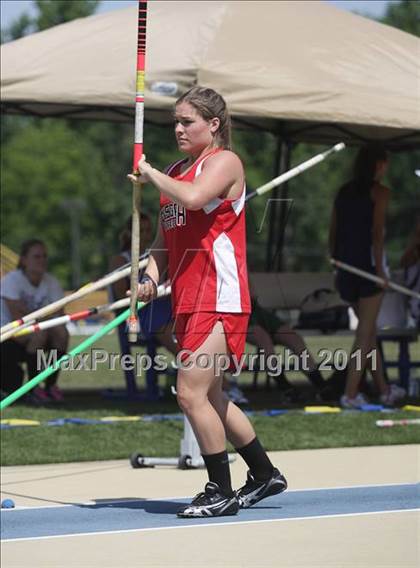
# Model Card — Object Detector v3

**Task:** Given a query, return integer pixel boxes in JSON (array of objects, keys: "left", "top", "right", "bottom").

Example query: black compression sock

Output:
[
  {"left": 235, "top": 437, "right": 274, "bottom": 481},
  {"left": 202, "top": 450, "right": 234, "bottom": 497}
]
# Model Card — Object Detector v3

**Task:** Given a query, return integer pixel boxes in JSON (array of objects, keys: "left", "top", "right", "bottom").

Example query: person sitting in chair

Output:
[
  {"left": 0, "top": 239, "right": 69, "bottom": 402},
  {"left": 247, "top": 289, "right": 325, "bottom": 400}
]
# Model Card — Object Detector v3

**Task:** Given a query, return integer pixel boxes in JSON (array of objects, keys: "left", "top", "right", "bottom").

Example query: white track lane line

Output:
[{"left": 1, "top": 508, "right": 419, "bottom": 543}]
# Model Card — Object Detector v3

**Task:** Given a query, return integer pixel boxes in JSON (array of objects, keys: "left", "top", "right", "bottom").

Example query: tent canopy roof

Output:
[{"left": 1, "top": 1, "right": 419, "bottom": 149}]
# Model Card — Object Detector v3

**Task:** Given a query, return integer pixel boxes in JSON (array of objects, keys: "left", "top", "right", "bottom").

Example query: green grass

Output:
[
  {"left": 2, "top": 410, "right": 419, "bottom": 466},
  {"left": 1, "top": 333, "right": 419, "bottom": 466}
]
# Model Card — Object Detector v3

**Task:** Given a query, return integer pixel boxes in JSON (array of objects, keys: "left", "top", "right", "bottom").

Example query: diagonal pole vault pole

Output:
[
  {"left": 128, "top": 0, "right": 148, "bottom": 342},
  {"left": 245, "top": 142, "right": 345, "bottom": 202},
  {"left": 12, "top": 286, "right": 172, "bottom": 338},
  {"left": 331, "top": 259, "right": 420, "bottom": 299},
  {"left": 0, "top": 257, "right": 148, "bottom": 338}
]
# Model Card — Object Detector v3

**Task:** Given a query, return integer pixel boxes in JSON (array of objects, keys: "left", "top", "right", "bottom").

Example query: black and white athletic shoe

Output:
[
  {"left": 177, "top": 482, "right": 239, "bottom": 518},
  {"left": 236, "top": 468, "right": 287, "bottom": 508}
]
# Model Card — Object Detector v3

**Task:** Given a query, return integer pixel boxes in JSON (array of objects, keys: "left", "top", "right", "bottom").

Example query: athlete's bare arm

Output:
[
  {"left": 128, "top": 151, "right": 244, "bottom": 210},
  {"left": 137, "top": 224, "right": 168, "bottom": 302}
]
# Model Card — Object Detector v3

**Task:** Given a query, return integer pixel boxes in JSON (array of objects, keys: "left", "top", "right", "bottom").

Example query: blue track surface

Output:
[{"left": 1, "top": 483, "right": 419, "bottom": 541}]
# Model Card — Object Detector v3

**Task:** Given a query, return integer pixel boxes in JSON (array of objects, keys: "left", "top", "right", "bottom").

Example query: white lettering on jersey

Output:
[{"left": 161, "top": 203, "right": 187, "bottom": 231}]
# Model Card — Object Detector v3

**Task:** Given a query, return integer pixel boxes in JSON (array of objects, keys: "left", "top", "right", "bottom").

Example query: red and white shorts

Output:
[{"left": 174, "top": 312, "right": 249, "bottom": 365}]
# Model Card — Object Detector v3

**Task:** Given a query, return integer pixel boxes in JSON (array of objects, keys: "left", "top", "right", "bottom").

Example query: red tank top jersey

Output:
[{"left": 160, "top": 149, "right": 251, "bottom": 315}]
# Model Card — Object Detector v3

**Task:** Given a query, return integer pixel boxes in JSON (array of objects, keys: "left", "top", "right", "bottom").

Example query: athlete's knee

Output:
[{"left": 176, "top": 384, "right": 205, "bottom": 414}]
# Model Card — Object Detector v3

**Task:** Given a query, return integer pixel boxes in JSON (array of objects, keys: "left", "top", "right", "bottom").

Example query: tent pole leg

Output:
[
  {"left": 275, "top": 142, "right": 292, "bottom": 271},
  {"left": 266, "top": 134, "right": 283, "bottom": 271}
]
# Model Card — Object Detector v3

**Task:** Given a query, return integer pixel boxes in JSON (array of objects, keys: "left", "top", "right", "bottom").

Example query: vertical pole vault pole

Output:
[{"left": 128, "top": 0, "right": 148, "bottom": 342}]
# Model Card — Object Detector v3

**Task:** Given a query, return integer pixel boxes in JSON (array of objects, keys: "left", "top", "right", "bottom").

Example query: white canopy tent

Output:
[{"left": 1, "top": 1, "right": 419, "bottom": 149}]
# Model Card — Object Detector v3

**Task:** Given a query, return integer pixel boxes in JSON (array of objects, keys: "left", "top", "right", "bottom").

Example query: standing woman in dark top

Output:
[{"left": 329, "top": 144, "right": 405, "bottom": 408}]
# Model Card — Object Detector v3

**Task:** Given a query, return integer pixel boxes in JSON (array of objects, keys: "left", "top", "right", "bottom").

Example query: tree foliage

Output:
[
  {"left": 35, "top": 0, "right": 99, "bottom": 31},
  {"left": 1, "top": 13, "right": 34, "bottom": 42},
  {"left": 383, "top": 0, "right": 420, "bottom": 36},
  {"left": 1, "top": 120, "right": 124, "bottom": 283},
  {"left": 1, "top": 1, "right": 99, "bottom": 43}
]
